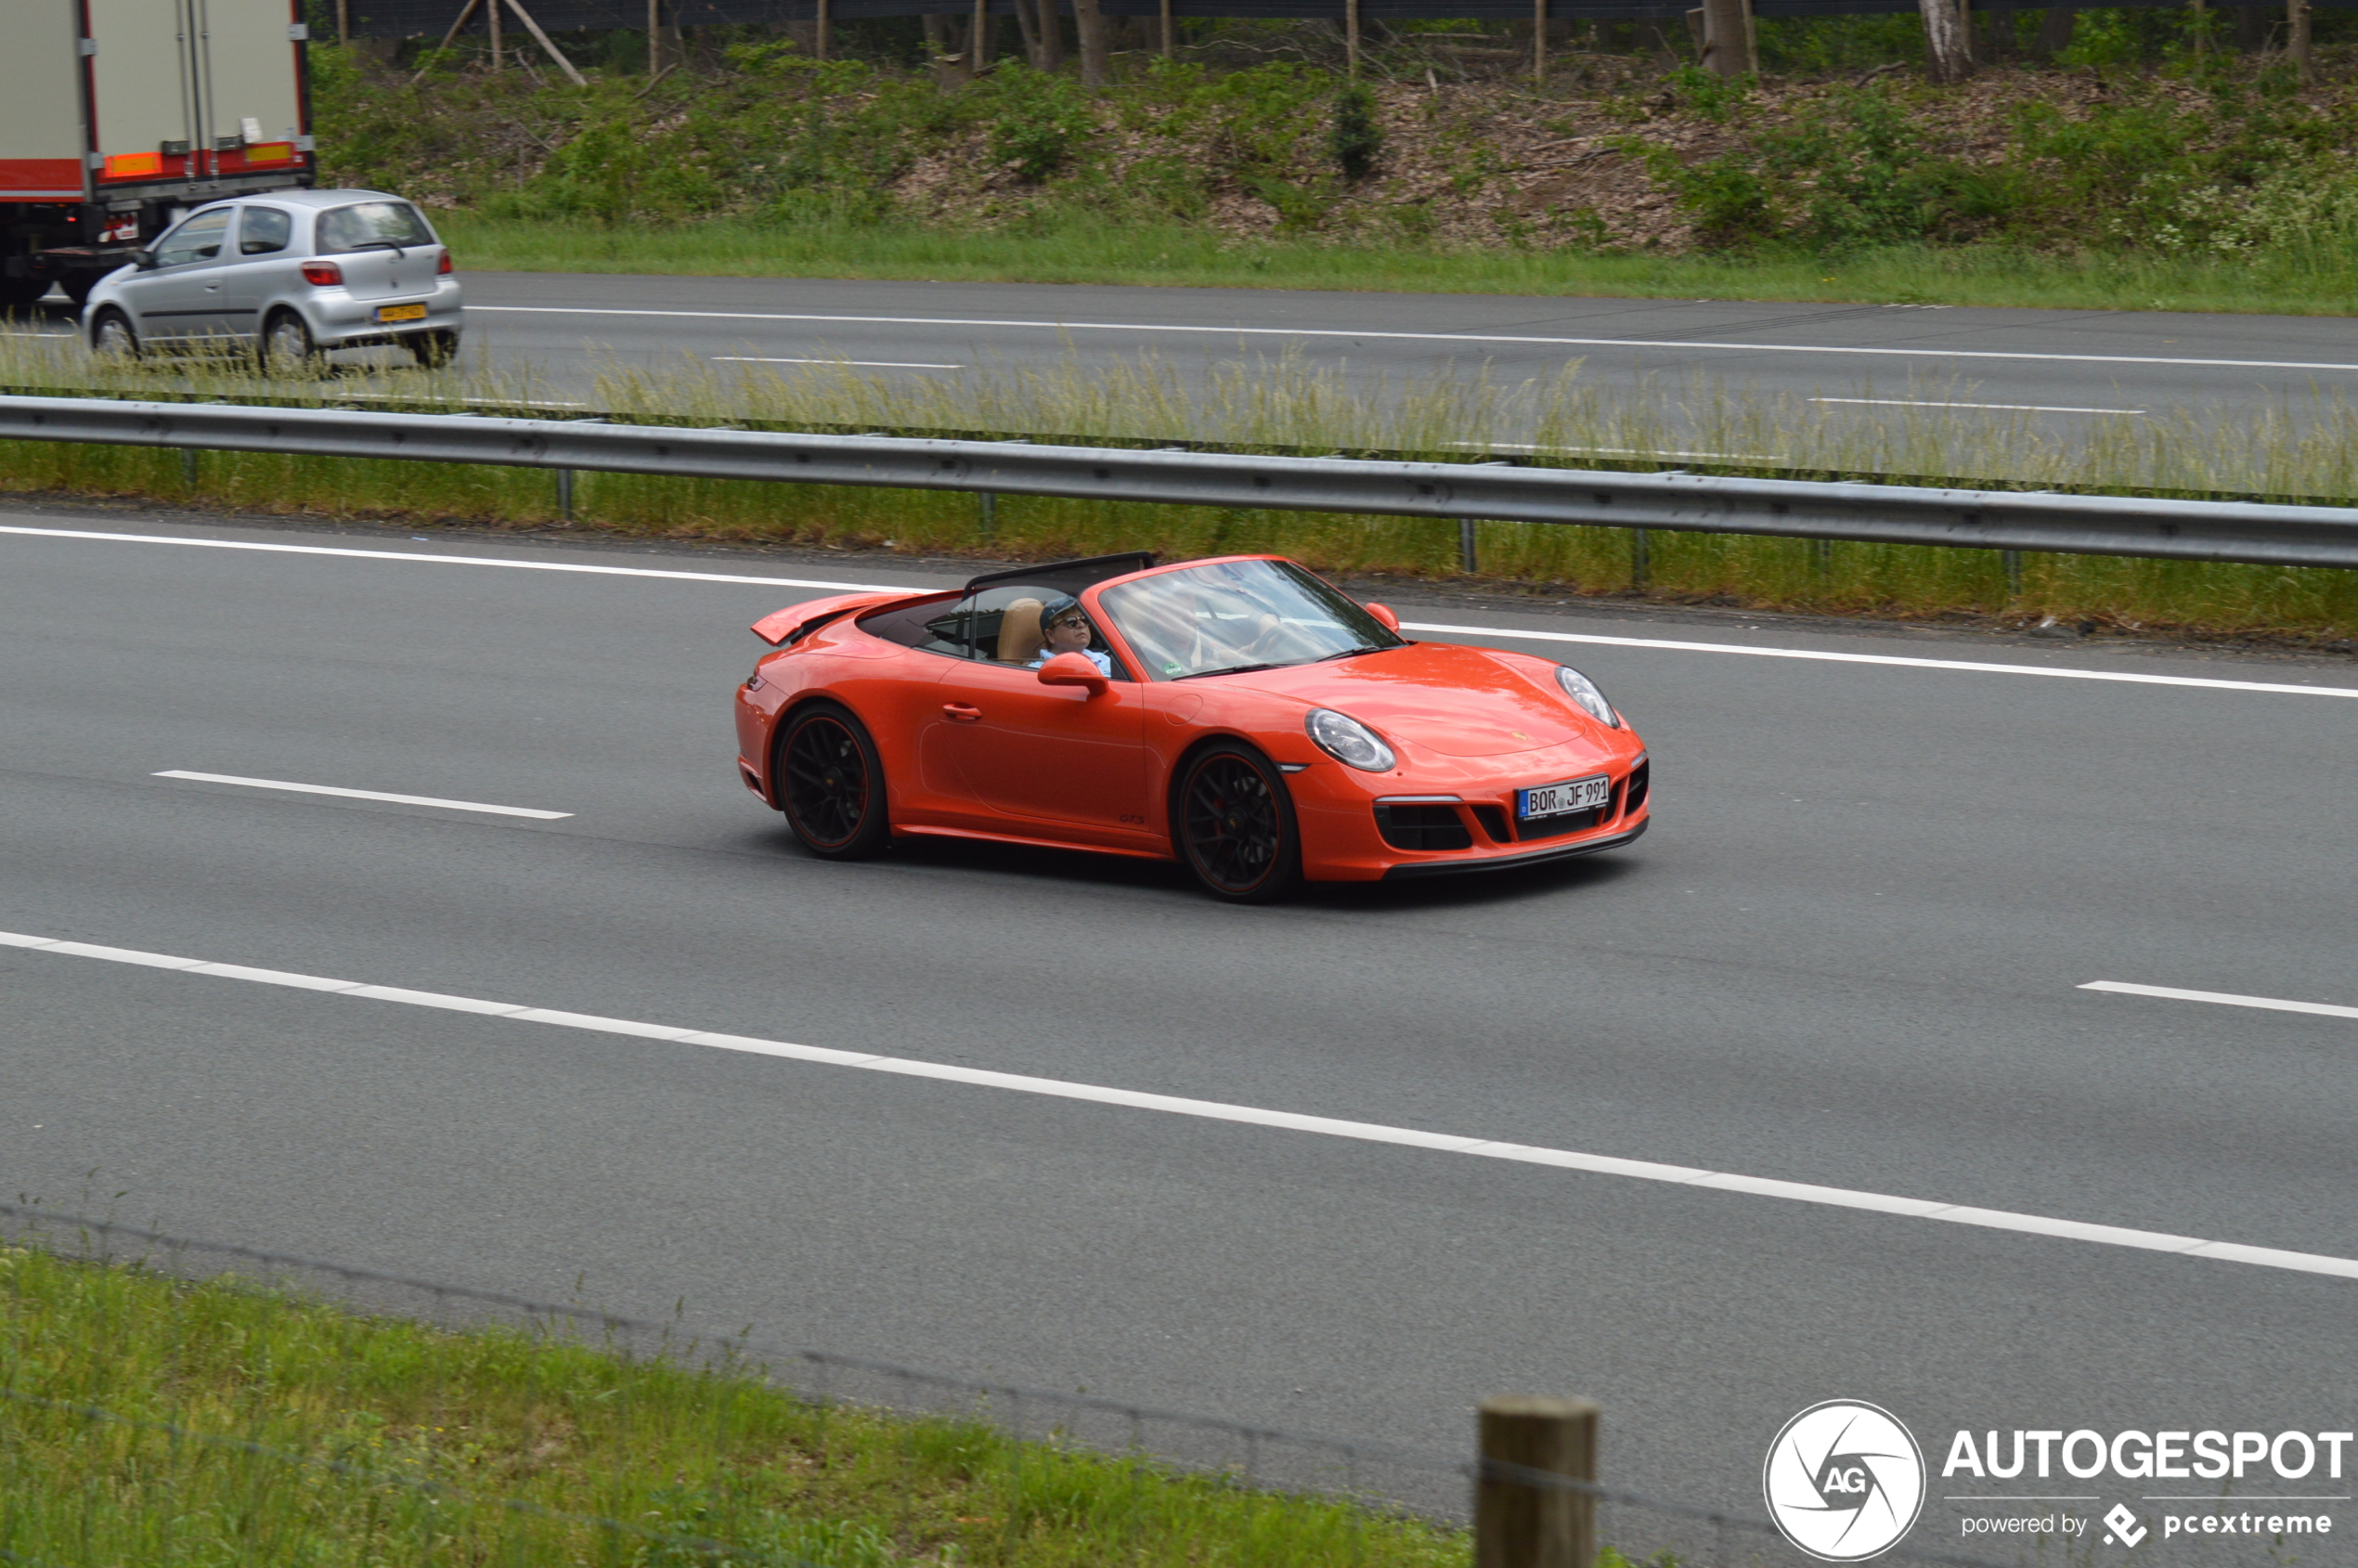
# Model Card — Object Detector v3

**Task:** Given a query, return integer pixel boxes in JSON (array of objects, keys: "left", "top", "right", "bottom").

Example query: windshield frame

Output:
[{"left": 1092, "top": 556, "right": 1407, "bottom": 682}]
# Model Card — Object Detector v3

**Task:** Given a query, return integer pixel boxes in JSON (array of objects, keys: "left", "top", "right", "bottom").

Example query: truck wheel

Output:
[
  {"left": 89, "top": 309, "right": 139, "bottom": 361},
  {"left": 405, "top": 330, "right": 459, "bottom": 369}
]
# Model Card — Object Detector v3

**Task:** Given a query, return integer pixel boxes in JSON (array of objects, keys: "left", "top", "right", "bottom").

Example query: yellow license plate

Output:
[{"left": 375, "top": 304, "right": 427, "bottom": 323}]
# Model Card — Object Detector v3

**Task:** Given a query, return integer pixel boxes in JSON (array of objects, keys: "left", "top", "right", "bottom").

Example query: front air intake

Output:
[{"left": 1374, "top": 803, "right": 1471, "bottom": 851}]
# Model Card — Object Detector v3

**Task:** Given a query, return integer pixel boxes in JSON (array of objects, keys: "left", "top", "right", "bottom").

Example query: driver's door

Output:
[
  {"left": 126, "top": 208, "right": 235, "bottom": 341},
  {"left": 928, "top": 659, "right": 1150, "bottom": 845}
]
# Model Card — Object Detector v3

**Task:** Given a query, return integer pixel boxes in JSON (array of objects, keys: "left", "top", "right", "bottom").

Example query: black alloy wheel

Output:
[
  {"left": 778, "top": 704, "right": 890, "bottom": 860},
  {"left": 1177, "top": 743, "right": 1302, "bottom": 902}
]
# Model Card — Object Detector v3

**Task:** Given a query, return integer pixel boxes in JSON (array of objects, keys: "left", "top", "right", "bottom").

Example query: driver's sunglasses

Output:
[{"left": 1053, "top": 616, "right": 1089, "bottom": 630}]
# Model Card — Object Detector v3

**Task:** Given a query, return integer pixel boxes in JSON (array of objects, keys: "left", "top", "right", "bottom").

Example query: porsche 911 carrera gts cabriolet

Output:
[{"left": 733, "top": 551, "right": 1650, "bottom": 901}]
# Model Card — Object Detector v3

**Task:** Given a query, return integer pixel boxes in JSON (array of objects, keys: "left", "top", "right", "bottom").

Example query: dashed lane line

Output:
[
  {"left": 2080, "top": 980, "right": 2358, "bottom": 1020},
  {"left": 153, "top": 771, "right": 571, "bottom": 820},
  {"left": 3, "top": 927, "right": 2353, "bottom": 1284}
]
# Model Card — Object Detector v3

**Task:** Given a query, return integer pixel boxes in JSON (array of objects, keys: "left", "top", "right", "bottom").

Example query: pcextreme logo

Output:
[{"left": 1764, "top": 1400, "right": 1929, "bottom": 1562}]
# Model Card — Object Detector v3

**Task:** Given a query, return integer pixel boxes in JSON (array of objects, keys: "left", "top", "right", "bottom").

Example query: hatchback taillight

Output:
[
  {"left": 436, "top": 250, "right": 453, "bottom": 275},
  {"left": 300, "top": 260, "right": 343, "bottom": 287}
]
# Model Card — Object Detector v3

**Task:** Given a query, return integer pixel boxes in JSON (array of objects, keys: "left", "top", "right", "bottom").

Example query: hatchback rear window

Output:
[
  {"left": 239, "top": 207, "right": 292, "bottom": 254},
  {"left": 315, "top": 201, "right": 436, "bottom": 254}
]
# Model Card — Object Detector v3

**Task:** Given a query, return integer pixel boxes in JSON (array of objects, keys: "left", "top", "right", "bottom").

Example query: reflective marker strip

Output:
[
  {"left": 8, "top": 524, "right": 2353, "bottom": 701},
  {"left": 1399, "top": 622, "right": 2358, "bottom": 700},
  {"left": 4, "top": 926, "right": 2353, "bottom": 1283},
  {"left": 154, "top": 771, "right": 571, "bottom": 820},
  {"left": 2080, "top": 979, "right": 2358, "bottom": 1020}
]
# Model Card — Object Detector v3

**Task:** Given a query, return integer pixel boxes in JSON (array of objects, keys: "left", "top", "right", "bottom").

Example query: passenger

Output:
[{"left": 1026, "top": 594, "right": 1115, "bottom": 677}]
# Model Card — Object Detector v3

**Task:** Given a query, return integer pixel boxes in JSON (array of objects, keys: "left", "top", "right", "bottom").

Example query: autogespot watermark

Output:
[
  {"left": 1764, "top": 1400, "right": 1928, "bottom": 1562},
  {"left": 1766, "top": 1405, "right": 2354, "bottom": 1559}
]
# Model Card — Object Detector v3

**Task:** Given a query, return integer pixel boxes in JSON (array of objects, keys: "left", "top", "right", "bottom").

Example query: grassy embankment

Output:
[
  {"left": 7, "top": 333, "right": 2358, "bottom": 641},
  {"left": 0, "top": 1238, "right": 1487, "bottom": 1565},
  {"left": 318, "top": 16, "right": 2358, "bottom": 317}
]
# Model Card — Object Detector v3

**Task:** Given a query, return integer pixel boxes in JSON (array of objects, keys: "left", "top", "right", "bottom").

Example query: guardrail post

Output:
[
  {"left": 181, "top": 448, "right": 199, "bottom": 489},
  {"left": 2002, "top": 548, "right": 2024, "bottom": 600},
  {"left": 1459, "top": 518, "right": 1480, "bottom": 575},
  {"left": 978, "top": 491, "right": 997, "bottom": 543},
  {"left": 555, "top": 467, "right": 575, "bottom": 522},
  {"left": 1477, "top": 1396, "right": 1598, "bottom": 1568},
  {"left": 1630, "top": 528, "right": 1650, "bottom": 592}
]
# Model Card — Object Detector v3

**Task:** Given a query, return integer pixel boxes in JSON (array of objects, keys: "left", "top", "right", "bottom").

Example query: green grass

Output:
[
  {"left": 434, "top": 212, "right": 2358, "bottom": 317},
  {"left": 7, "top": 330, "right": 2358, "bottom": 643},
  {"left": 0, "top": 1239, "right": 1476, "bottom": 1566}
]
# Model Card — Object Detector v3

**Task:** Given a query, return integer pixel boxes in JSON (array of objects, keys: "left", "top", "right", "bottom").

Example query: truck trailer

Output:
[{"left": 4, "top": 0, "right": 315, "bottom": 308}]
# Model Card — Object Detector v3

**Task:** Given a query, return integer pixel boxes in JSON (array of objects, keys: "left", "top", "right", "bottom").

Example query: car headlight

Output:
[
  {"left": 1305, "top": 708, "right": 1396, "bottom": 772},
  {"left": 1555, "top": 665, "right": 1620, "bottom": 728}
]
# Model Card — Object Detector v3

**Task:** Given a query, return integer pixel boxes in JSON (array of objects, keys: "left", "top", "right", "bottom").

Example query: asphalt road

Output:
[
  {"left": 6, "top": 506, "right": 2357, "bottom": 1562},
  {"left": 20, "top": 272, "right": 2358, "bottom": 454}
]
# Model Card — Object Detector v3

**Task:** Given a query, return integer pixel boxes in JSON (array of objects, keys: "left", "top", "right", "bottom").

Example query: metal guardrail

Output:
[{"left": 6, "top": 391, "right": 2358, "bottom": 571}]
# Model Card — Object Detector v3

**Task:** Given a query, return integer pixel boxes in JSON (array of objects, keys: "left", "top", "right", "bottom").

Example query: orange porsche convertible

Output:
[{"left": 733, "top": 552, "right": 1650, "bottom": 901}]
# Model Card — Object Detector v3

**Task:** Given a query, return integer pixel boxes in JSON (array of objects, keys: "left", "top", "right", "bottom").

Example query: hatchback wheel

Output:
[
  {"left": 90, "top": 309, "right": 139, "bottom": 362},
  {"left": 777, "top": 703, "right": 891, "bottom": 860},
  {"left": 1176, "top": 743, "right": 1302, "bottom": 902},
  {"left": 260, "top": 310, "right": 319, "bottom": 376}
]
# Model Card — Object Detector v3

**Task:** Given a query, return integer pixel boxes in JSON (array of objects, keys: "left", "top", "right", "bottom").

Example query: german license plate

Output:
[
  {"left": 375, "top": 303, "right": 427, "bottom": 323},
  {"left": 1518, "top": 774, "right": 1611, "bottom": 820}
]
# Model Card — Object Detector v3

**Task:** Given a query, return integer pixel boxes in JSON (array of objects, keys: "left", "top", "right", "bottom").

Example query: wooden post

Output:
[
  {"left": 2290, "top": 0, "right": 2312, "bottom": 80},
  {"left": 817, "top": 0, "right": 831, "bottom": 58},
  {"left": 1346, "top": 0, "right": 1360, "bottom": 74},
  {"left": 1533, "top": 0, "right": 1547, "bottom": 82},
  {"left": 1476, "top": 1397, "right": 1599, "bottom": 1568},
  {"left": 502, "top": 0, "right": 589, "bottom": 85},
  {"left": 648, "top": 0, "right": 659, "bottom": 74},
  {"left": 488, "top": 0, "right": 501, "bottom": 70},
  {"left": 1160, "top": 0, "right": 1173, "bottom": 58},
  {"left": 972, "top": 0, "right": 989, "bottom": 71},
  {"left": 337, "top": 0, "right": 350, "bottom": 45}
]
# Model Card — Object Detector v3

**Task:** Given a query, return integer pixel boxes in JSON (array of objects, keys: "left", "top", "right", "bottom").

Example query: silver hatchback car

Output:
[{"left": 83, "top": 188, "right": 463, "bottom": 370}]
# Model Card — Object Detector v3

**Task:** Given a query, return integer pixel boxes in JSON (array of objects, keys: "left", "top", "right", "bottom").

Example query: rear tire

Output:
[
  {"left": 260, "top": 309, "right": 319, "bottom": 376},
  {"left": 89, "top": 309, "right": 139, "bottom": 361},
  {"left": 1174, "top": 742, "right": 1302, "bottom": 903},
  {"left": 776, "top": 702, "right": 891, "bottom": 861},
  {"left": 406, "top": 330, "right": 459, "bottom": 369}
]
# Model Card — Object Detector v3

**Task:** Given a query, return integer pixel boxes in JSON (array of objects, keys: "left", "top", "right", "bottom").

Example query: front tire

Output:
[
  {"left": 776, "top": 702, "right": 891, "bottom": 860},
  {"left": 89, "top": 308, "right": 140, "bottom": 361},
  {"left": 1174, "top": 742, "right": 1302, "bottom": 903},
  {"left": 260, "top": 309, "right": 320, "bottom": 376}
]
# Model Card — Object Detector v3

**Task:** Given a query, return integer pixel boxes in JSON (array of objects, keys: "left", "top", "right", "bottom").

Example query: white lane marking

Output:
[
  {"left": 2080, "top": 979, "right": 2358, "bottom": 1020},
  {"left": 333, "top": 393, "right": 591, "bottom": 408},
  {"left": 712, "top": 356, "right": 965, "bottom": 369},
  {"left": 2, "top": 926, "right": 2352, "bottom": 1284},
  {"left": 1399, "top": 621, "right": 2358, "bottom": 700},
  {"left": 0, "top": 525, "right": 900, "bottom": 593},
  {"left": 10, "top": 524, "right": 2353, "bottom": 701},
  {"left": 467, "top": 305, "right": 2358, "bottom": 377},
  {"left": 154, "top": 771, "right": 572, "bottom": 819},
  {"left": 1813, "top": 396, "right": 2145, "bottom": 415}
]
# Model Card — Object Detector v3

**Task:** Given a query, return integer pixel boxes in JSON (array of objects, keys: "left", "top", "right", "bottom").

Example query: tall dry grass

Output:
[{"left": 5, "top": 328, "right": 2356, "bottom": 640}]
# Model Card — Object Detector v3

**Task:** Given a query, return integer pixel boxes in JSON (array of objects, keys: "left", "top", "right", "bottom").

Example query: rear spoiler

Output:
[{"left": 750, "top": 591, "right": 908, "bottom": 648}]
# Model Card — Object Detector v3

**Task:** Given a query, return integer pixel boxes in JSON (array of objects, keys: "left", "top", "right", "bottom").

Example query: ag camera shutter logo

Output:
[{"left": 1764, "top": 1400, "right": 1927, "bottom": 1562}]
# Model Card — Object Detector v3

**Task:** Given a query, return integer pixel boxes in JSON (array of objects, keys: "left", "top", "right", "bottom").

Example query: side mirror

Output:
[
  {"left": 1036, "top": 651, "right": 1108, "bottom": 697},
  {"left": 1365, "top": 602, "right": 1401, "bottom": 634},
  {"left": 130, "top": 250, "right": 156, "bottom": 270}
]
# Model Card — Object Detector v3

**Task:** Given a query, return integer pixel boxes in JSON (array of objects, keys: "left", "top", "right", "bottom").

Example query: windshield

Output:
[
  {"left": 1097, "top": 558, "right": 1405, "bottom": 680},
  {"left": 315, "top": 201, "right": 436, "bottom": 254}
]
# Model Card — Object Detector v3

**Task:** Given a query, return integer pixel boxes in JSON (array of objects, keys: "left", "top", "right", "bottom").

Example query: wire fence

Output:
[{"left": 0, "top": 1200, "right": 2033, "bottom": 1567}]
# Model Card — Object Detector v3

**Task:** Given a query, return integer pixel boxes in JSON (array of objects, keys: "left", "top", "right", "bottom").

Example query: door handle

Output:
[{"left": 942, "top": 703, "right": 983, "bottom": 722}]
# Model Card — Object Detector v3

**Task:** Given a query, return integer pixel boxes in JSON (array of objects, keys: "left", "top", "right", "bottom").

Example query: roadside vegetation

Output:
[
  {"left": 313, "top": 10, "right": 2358, "bottom": 315},
  {"left": 6, "top": 332, "right": 2358, "bottom": 645},
  {"left": 0, "top": 1238, "right": 1484, "bottom": 1565}
]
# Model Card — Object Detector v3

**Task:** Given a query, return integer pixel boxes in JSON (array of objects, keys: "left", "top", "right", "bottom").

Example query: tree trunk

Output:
[
  {"left": 2029, "top": 4, "right": 2074, "bottom": 57},
  {"left": 1073, "top": 0, "right": 1109, "bottom": 85},
  {"left": 2233, "top": 4, "right": 2267, "bottom": 51},
  {"left": 1037, "top": 0, "right": 1066, "bottom": 69},
  {"left": 2289, "top": 0, "right": 2310, "bottom": 79},
  {"left": 1700, "top": 0, "right": 1753, "bottom": 73},
  {"left": 1919, "top": 0, "right": 1976, "bottom": 80}
]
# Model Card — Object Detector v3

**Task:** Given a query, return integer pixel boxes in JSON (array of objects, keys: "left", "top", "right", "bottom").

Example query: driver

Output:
[{"left": 1026, "top": 595, "right": 1115, "bottom": 677}]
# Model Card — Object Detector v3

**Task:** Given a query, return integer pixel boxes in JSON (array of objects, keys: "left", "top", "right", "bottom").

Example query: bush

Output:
[
  {"left": 1331, "top": 83, "right": 1382, "bottom": 180},
  {"left": 985, "top": 64, "right": 1096, "bottom": 183}
]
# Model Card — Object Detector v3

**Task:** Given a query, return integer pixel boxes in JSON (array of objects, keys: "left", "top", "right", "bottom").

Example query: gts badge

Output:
[{"left": 1119, "top": 813, "right": 1147, "bottom": 825}]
